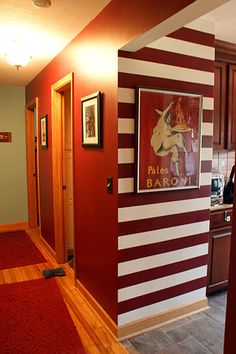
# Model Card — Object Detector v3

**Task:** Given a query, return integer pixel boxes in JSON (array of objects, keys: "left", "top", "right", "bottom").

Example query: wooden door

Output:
[
  {"left": 213, "top": 62, "right": 227, "bottom": 149},
  {"left": 25, "top": 98, "right": 41, "bottom": 229},
  {"left": 62, "top": 89, "right": 74, "bottom": 259}
]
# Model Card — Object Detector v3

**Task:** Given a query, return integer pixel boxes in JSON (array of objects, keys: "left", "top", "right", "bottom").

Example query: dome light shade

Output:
[
  {"left": 5, "top": 40, "right": 31, "bottom": 70},
  {"left": 32, "top": 0, "right": 51, "bottom": 8}
]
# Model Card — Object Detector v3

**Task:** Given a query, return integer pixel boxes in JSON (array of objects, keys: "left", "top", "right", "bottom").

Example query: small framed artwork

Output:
[
  {"left": 81, "top": 91, "right": 102, "bottom": 147},
  {"left": 40, "top": 114, "right": 48, "bottom": 149},
  {"left": 135, "top": 87, "right": 203, "bottom": 193}
]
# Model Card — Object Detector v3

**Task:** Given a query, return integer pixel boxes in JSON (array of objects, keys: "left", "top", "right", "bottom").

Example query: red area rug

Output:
[
  {"left": 0, "top": 230, "right": 46, "bottom": 270},
  {"left": 0, "top": 278, "right": 86, "bottom": 353}
]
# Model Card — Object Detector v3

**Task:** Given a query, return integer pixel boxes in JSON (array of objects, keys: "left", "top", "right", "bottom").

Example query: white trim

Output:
[
  {"left": 185, "top": 18, "right": 215, "bottom": 34},
  {"left": 118, "top": 148, "right": 134, "bottom": 164},
  {"left": 202, "top": 122, "right": 213, "bottom": 136},
  {"left": 200, "top": 172, "right": 212, "bottom": 186}
]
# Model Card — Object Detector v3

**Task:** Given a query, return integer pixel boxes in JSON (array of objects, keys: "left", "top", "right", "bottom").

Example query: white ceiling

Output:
[
  {"left": 0, "top": 0, "right": 235, "bottom": 87},
  {"left": 0, "top": 0, "right": 110, "bottom": 86}
]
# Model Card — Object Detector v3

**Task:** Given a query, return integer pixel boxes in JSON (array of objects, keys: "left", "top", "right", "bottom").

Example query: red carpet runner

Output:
[
  {"left": 0, "top": 230, "right": 45, "bottom": 269},
  {"left": 0, "top": 278, "right": 86, "bottom": 353}
]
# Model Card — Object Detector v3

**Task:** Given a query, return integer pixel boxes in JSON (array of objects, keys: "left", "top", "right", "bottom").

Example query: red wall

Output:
[{"left": 26, "top": 0, "right": 196, "bottom": 322}]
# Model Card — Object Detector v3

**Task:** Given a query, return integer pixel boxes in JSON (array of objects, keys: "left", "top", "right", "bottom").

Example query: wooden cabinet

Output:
[
  {"left": 207, "top": 207, "right": 232, "bottom": 294},
  {"left": 228, "top": 64, "right": 236, "bottom": 149},
  {"left": 214, "top": 40, "right": 236, "bottom": 150},
  {"left": 213, "top": 62, "right": 227, "bottom": 149}
]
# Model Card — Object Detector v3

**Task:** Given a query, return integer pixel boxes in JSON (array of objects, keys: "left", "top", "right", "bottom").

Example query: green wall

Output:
[{"left": 0, "top": 85, "right": 28, "bottom": 224}]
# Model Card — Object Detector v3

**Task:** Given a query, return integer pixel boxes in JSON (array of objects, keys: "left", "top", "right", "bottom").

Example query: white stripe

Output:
[
  {"left": 202, "top": 122, "right": 213, "bottom": 136},
  {"left": 202, "top": 147, "right": 213, "bottom": 161},
  {"left": 118, "top": 148, "right": 134, "bottom": 164},
  {"left": 118, "top": 288, "right": 206, "bottom": 325},
  {"left": 147, "top": 36, "right": 215, "bottom": 60},
  {"left": 118, "top": 243, "right": 208, "bottom": 276},
  {"left": 118, "top": 87, "right": 135, "bottom": 104},
  {"left": 185, "top": 18, "right": 215, "bottom": 35},
  {"left": 118, "top": 173, "right": 211, "bottom": 193},
  {"left": 203, "top": 97, "right": 214, "bottom": 110},
  {"left": 118, "top": 88, "right": 213, "bottom": 109},
  {"left": 118, "top": 197, "right": 210, "bottom": 223},
  {"left": 200, "top": 172, "right": 212, "bottom": 186},
  {"left": 118, "top": 266, "right": 207, "bottom": 302},
  {"left": 118, "top": 147, "right": 212, "bottom": 165},
  {"left": 118, "top": 178, "right": 134, "bottom": 194},
  {"left": 118, "top": 118, "right": 135, "bottom": 134},
  {"left": 118, "top": 58, "right": 214, "bottom": 86},
  {"left": 118, "top": 221, "right": 209, "bottom": 250}
]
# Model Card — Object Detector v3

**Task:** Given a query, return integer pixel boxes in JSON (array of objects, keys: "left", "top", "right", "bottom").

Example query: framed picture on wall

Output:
[
  {"left": 135, "top": 87, "right": 203, "bottom": 193},
  {"left": 40, "top": 114, "right": 48, "bottom": 149},
  {"left": 81, "top": 91, "right": 102, "bottom": 147}
]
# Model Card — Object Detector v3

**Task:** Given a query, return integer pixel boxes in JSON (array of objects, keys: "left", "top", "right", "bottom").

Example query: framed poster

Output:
[
  {"left": 81, "top": 91, "right": 102, "bottom": 147},
  {"left": 40, "top": 114, "right": 48, "bottom": 149},
  {"left": 135, "top": 87, "right": 203, "bottom": 193}
]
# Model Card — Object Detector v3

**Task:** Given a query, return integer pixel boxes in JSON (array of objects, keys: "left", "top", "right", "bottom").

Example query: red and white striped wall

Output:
[{"left": 118, "top": 19, "right": 214, "bottom": 326}]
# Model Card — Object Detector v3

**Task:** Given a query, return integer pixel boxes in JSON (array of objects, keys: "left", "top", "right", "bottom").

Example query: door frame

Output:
[
  {"left": 25, "top": 97, "right": 41, "bottom": 229},
  {"left": 51, "top": 73, "right": 74, "bottom": 264}
]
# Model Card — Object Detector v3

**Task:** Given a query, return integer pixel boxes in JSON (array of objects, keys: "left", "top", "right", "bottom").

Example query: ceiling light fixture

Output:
[
  {"left": 5, "top": 40, "right": 32, "bottom": 70},
  {"left": 32, "top": 0, "right": 51, "bottom": 8}
]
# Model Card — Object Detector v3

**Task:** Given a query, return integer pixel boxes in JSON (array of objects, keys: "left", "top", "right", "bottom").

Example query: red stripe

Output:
[
  {"left": 118, "top": 133, "right": 212, "bottom": 149},
  {"left": 203, "top": 110, "right": 213, "bottom": 123},
  {"left": 201, "top": 160, "right": 212, "bottom": 173},
  {"left": 118, "top": 233, "right": 209, "bottom": 262},
  {"left": 118, "top": 103, "right": 135, "bottom": 118},
  {"left": 118, "top": 134, "right": 135, "bottom": 148},
  {"left": 118, "top": 73, "right": 214, "bottom": 98},
  {"left": 168, "top": 27, "right": 215, "bottom": 47},
  {"left": 118, "top": 255, "right": 208, "bottom": 289},
  {"left": 118, "top": 163, "right": 134, "bottom": 178},
  {"left": 118, "top": 163, "right": 212, "bottom": 178},
  {"left": 118, "top": 277, "right": 207, "bottom": 314},
  {"left": 202, "top": 135, "right": 213, "bottom": 148},
  {"left": 119, "top": 47, "right": 214, "bottom": 72},
  {"left": 118, "top": 209, "right": 210, "bottom": 236},
  {"left": 118, "top": 185, "right": 210, "bottom": 208}
]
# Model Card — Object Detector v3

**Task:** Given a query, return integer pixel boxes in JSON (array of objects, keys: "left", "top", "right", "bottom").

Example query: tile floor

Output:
[{"left": 122, "top": 290, "right": 227, "bottom": 354}]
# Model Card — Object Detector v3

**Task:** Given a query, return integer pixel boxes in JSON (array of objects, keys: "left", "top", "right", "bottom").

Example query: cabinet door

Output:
[
  {"left": 228, "top": 64, "right": 236, "bottom": 149},
  {"left": 207, "top": 228, "right": 231, "bottom": 293},
  {"left": 213, "top": 62, "right": 227, "bottom": 149}
]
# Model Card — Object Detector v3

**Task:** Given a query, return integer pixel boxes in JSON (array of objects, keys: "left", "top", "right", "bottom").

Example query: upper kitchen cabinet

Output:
[
  {"left": 213, "top": 61, "right": 227, "bottom": 149},
  {"left": 214, "top": 40, "right": 236, "bottom": 150}
]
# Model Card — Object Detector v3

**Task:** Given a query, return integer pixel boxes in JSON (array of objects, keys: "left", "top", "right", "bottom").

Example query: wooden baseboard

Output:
[
  {"left": 75, "top": 279, "right": 117, "bottom": 339},
  {"left": 118, "top": 298, "right": 208, "bottom": 341},
  {"left": 39, "top": 234, "right": 56, "bottom": 260},
  {"left": 0, "top": 222, "right": 28, "bottom": 232}
]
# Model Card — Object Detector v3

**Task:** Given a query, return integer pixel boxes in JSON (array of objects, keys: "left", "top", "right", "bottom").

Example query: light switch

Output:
[
  {"left": 107, "top": 176, "right": 113, "bottom": 194},
  {"left": 0, "top": 132, "right": 12, "bottom": 142}
]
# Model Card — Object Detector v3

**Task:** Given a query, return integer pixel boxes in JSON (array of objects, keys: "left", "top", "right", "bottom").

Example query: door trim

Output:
[
  {"left": 25, "top": 97, "right": 41, "bottom": 229},
  {"left": 51, "top": 73, "right": 74, "bottom": 264}
]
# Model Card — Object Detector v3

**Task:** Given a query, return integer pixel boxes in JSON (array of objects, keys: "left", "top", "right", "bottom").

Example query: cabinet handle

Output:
[{"left": 224, "top": 210, "right": 231, "bottom": 222}]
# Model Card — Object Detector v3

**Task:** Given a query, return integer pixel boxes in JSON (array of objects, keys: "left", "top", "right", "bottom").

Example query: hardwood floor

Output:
[{"left": 0, "top": 228, "right": 127, "bottom": 354}]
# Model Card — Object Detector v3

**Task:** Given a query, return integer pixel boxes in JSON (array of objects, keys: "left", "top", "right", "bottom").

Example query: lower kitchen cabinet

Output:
[{"left": 207, "top": 207, "right": 233, "bottom": 294}]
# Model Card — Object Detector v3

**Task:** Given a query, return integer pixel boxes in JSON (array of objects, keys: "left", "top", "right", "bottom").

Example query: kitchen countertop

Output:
[{"left": 210, "top": 203, "right": 233, "bottom": 212}]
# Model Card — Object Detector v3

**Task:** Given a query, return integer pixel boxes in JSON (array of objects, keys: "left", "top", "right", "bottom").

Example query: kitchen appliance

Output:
[{"left": 211, "top": 174, "right": 225, "bottom": 205}]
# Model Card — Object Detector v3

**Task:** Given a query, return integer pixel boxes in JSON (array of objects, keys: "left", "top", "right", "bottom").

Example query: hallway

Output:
[{"left": 0, "top": 228, "right": 126, "bottom": 354}]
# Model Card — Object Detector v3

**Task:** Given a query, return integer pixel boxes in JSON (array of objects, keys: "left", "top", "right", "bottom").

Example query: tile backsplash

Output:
[{"left": 212, "top": 150, "right": 235, "bottom": 181}]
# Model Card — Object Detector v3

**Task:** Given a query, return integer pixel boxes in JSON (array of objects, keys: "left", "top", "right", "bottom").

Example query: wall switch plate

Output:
[
  {"left": 107, "top": 176, "right": 113, "bottom": 194},
  {"left": 0, "top": 132, "right": 12, "bottom": 142}
]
